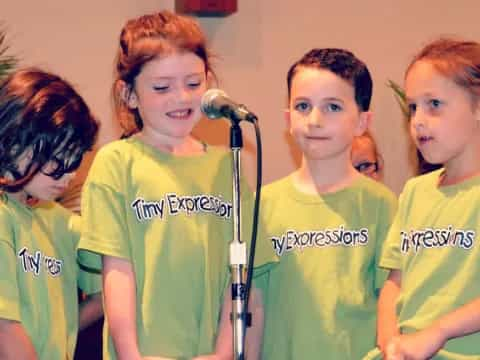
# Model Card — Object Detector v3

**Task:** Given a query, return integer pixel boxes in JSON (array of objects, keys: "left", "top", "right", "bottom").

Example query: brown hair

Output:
[
  {"left": 352, "top": 130, "right": 384, "bottom": 171},
  {"left": 113, "top": 10, "right": 213, "bottom": 136},
  {"left": 0, "top": 68, "right": 98, "bottom": 192},
  {"left": 286, "top": 48, "right": 373, "bottom": 111},
  {"left": 358, "top": 130, "right": 381, "bottom": 160},
  {"left": 406, "top": 38, "right": 480, "bottom": 104}
]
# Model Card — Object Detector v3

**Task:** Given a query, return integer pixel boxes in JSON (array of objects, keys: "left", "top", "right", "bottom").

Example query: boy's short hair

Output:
[
  {"left": 287, "top": 48, "right": 373, "bottom": 111},
  {"left": 0, "top": 68, "right": 99, "bottom": 192}
]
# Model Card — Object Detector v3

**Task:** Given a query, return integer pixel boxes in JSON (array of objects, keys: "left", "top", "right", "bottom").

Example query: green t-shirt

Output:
[
  {"left": 78, "top": 138, "right": 271, "bottom": 359},
  {"left": 379, "top": 169, "right": 480, "bottom": 359},
  {"left": 257, "top": 174, "right": 397, "bottom": 360},
  {"left": 0, "top": 194, "right": 100, "bottom": 360}
]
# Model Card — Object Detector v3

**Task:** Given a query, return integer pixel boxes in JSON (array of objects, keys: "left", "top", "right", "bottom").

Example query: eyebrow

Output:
[
  {"left": 293, "top": 96, "right": 345, "bottom": 103},
  {"left": 322, "top": 97, "right": 344, "bottom": 103},
  {"left": 150, "top": 72, "right": 204, "bottom": 81},
  {"left": 406, "top": 92, "right": 438, "bottom": 102}
]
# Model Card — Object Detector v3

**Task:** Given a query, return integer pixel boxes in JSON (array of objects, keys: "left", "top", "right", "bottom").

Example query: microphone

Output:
[{"left": 201, "top": 89, "right": 257, "bottom": 123}]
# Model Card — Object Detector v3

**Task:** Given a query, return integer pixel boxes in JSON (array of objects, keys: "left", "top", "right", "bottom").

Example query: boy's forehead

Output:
[{"left": 290, "top": 67, "right": 355, "bottom": 99}]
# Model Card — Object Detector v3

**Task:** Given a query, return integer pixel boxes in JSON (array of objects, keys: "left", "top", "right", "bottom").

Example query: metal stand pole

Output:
[{"left": 229, "top": 123, "right": 249, "bottom": 360}]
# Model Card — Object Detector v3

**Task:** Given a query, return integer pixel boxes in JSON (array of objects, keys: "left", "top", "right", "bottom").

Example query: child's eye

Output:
[
  {"left": 187, "top": 81, "right": 201, "bottom": 89},
  {"left": 408, "top": 103, "right": 417, "bottom": 116},
  {"left": 325, "top": 103, "right": 342, "bottom": 112},
  {"left": 354, "top": 161, "right": 378, "bottom": 174},
  {"left": 294, "top": 102, "right": 311, "bottom": 113},
  {"left": 41, "top": 161, "right": 62, "bottom": 180},
  {"left": 428, "top": 99, "right": 442, "bottom": 109},
  {"left": 153, "top": 85, "right": 169, "bottom": 92}
]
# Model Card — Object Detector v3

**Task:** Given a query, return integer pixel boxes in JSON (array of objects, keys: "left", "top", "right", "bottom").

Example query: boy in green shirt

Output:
[{"left": 258, "top": 48, "right": 397, "bottom": 360}]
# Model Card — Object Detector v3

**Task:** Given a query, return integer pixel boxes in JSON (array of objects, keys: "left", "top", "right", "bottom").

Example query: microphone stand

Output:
[{"left": 229, "top": 119, "right": 250, "bottom": 360}]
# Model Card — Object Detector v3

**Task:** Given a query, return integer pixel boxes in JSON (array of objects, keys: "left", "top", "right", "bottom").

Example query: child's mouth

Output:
[
  {"left": 306, "top": 135, "right": 330, "bottom": 140},
  {"left": 166, "top": 108, "right": 193, "bottom": 119},
  {"left": 418, "top": 135, "right": 433, "bottom": 145}
]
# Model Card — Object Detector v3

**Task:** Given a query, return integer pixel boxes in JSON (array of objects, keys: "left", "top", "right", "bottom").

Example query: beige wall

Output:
[
  {"left": 3, "top": 0, "right": 480, "bottom": 193},
  {"left": 3, "top": 0, "right": 176, "bottom": 145}
]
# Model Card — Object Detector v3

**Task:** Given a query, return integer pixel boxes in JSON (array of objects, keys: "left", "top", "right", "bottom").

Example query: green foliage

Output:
[
  {"left": 386, "top": 79, "right": 408, "bottom": 118},
  {"left": 387, "top": 79, "right": 442, "bottom": 174},
  {"left": 0, "top": 29, "right": 17, "bottom": 80}
]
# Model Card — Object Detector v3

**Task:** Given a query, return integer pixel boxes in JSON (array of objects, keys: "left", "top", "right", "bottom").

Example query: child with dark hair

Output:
[
  {"left": 257, "top": 48, "right": 397, "bottom": 360},
  {"left": 0, "top": 68, "right": 101, "bottom": 359}
]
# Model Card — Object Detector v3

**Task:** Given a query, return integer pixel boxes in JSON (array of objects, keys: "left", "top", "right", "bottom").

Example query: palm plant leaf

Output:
[
  {"left": 387, "top": 79, "right": 442, "bottom": 174},
  {"left": 0, "top": 29, "right": 17, "bottom": 80},
  {"left": 386, "top": 79, "right": 409, "bottom": 118}
]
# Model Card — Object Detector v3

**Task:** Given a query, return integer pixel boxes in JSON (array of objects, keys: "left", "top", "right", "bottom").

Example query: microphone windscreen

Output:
[{"left": 201, "top": 88, "right": 228, "bottom": 119}]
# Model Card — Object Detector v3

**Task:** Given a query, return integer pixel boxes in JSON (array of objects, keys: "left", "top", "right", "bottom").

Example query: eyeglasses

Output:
[{"left": 354, "top": 161, "right": 379, "bottom": 175}]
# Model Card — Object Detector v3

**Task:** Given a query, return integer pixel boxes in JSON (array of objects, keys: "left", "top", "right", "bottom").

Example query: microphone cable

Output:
[{"left": 242, "top": 117, "right": 262, "bottom": 341}]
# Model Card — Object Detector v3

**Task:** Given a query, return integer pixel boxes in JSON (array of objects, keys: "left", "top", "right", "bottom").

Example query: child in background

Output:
[
  {"left": 0, "top": 68, "right": 101, "bottom": 359},
  {"left": 257, "top": 48, "right": 397, "bottom": 360},
  {"left": 78, "top": 11, "right": 268, "bottom": 359},
  {"left": 375, "top": 38, "right": 480, "bottom": 360},
  {"left": 351, "top": 130, "right": 384, "bottom": 181}
]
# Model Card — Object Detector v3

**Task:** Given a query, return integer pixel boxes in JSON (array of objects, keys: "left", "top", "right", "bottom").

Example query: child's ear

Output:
[
  {"left": 206, "top": 71, "right": 216, "bottom": 88},
  {"left": 118, "top": 81, "right": 138, "bottom": 109},
  {"left": 126, "top": 92, "right": 139, "bottom": 109},
  {"left": 355, "top": 111, "right": 372, "bottom": 136}
]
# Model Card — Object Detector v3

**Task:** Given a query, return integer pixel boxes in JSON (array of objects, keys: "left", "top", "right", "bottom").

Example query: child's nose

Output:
[
  {"left": 308, "top": 108, "right": 324, "bottom": 127},
  {"left": 177, "top": 87, "right": 192, "bottom": 102},
  {"left": 411, "top": 110, "right": 426, "bottom": 130}
]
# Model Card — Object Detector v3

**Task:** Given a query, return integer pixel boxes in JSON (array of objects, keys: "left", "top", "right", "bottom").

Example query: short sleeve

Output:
[
  {"left": 251, "top": 190, "right": 280, "bottom": 279},
  {"left": 379, "top": 211, "right": 403, "bottom": 271},
  {"left": 80, "top": 182, "right": 131, "bottom": 260},
  {"left": 379, "top": 187, "right": 410, "bottom": 272},
  {"left": 77, "top": 262, "right": 102, "bottom": 295},
  {"left": 374, "top": 192, "right": 398, "bottom": 289},
  {"left": 0, "top": 208, "right": 20, "bottom": 321},
  {"left": 78, "top": 145, "right": 132, "bottom": 265}
]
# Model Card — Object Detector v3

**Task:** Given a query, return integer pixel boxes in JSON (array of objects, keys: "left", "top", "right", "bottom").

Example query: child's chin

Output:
[{"left": 420, "top": 154, "right": 442, "bottom": 167}]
